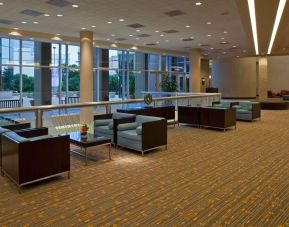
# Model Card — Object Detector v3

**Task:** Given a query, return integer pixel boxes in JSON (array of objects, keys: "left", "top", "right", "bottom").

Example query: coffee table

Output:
[{"left": 68, "top": 132, "right": 111, "bottom": 165}]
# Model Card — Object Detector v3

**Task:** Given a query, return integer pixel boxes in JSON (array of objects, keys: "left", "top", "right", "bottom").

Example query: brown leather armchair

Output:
[{"left": 1, "top": 128, "right": 70, "bottom": 192}]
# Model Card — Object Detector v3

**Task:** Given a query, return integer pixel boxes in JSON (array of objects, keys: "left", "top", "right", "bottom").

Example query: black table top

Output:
[{"left": 68, "top": 132, "right": 111, "bottom": 147}]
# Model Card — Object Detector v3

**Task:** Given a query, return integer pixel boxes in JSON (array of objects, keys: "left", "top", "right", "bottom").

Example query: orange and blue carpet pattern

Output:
[{"left": 0, "top": 109, "right": 289, "bottom": 226}]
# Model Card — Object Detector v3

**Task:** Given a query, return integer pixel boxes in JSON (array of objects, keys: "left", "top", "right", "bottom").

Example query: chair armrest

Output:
[
  {"left": 94, "top": 114, "right": 113, "bottom": 120},
  {"left": 142, "top": 119, "right": 167, "bottom": 151},
  {"left": 14, "top": 127, "right": 48, "bottom": 138}
]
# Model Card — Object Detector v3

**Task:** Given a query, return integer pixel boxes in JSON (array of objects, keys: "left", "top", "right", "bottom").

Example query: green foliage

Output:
[
  {"left": 1, "top": 68, "right": 34, "bottom": 92},
  {"left": 161, "top": 76, "right": 177, "bottom": 92},
  {"left": 129, "top": 73, "right": 135, "bottom": 95},
  {"left": 109, "top": 74, "right": 119, "bottom": 93},
  {"left": 61, "top": 67, "right": 80, "bottom": 92}
]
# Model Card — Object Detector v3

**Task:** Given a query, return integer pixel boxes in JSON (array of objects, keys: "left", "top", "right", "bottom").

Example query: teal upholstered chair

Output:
[
  {"left": 117, "top": 115, "right": 167, "bottom": 156},
  {"left": 233, "top": 102, "right": 261, "bottom": 121}
]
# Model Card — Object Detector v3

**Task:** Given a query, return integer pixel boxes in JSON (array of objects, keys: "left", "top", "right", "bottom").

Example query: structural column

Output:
[
  {"left": 80, "top": 31, "right": 94, "bottom": 126},
  {"left": 258, "top": 57, "right": 268, "bottom": 100},
  {"left": 201, "top": 59, "right": 210, "bottom": 92},
  {"left": 189, "top": 48, "right": 201, "bottom": 93}
]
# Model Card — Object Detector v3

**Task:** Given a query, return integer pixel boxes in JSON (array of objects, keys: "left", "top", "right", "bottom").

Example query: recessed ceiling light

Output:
[
  {"left": 195, "top": 2, "right": 202, "bottom": 6},
  {"left": 136, "top": 29, "right": 141, "bottom": 32},
  {"left": 129, "top": 34, "right": 133, "bottom": 37},
  {"left": 206, "top": 21, "right": 212, "bottom": 25},
  {"left": 13, "top": 28, "right": 19, "bottom": 30},
  {"left": 119, "top": 18, "right": 125, "bottom": 22},
  {"left": 21, "top": 21, "right": 27, "bottom": 24},
  {"left": 131, "top": 46, "right": 138, "bottom": 50},
  {"left": 9, "top": 31, "right": 22, "bottom": 36},
  {"left": 165, "top": 40, "right": 169, "bottom": 42},
  {"left": 33, "top": 21, "right": 39, "bottom": 24},
  {"left": 111, "top": 34, "right": 115, "bottom": 36},
  {"left": 106, "top": 38, "right": 110, "bottom": 41},
  {"left": 210, "top": 47, "right": 214, "bottom": 50},
  {"left": 44, "top": 13, "right": 50, "bottom": 17},
  {"left": 91, "top": 25, "right": 96, "bottom": 28},
  {"left": 221, "top": 37, "right": 225, "bottom": 40},
  {"left": 72, "top": 4, "right": 79, "bottom": 8},
  {"left": 155, "top": 30, "right": 159, "bottom": 33},
  {"left": 81, "top": 27, "right": 86, "bottom": 30},
  {"left": 57, "top": 14, "right": 63, "bottom": 17},
  {"left": 236, "top": 56, "right": 240, "bottom": 58},
  {"left": 190, "top": 36, "right": 194, "bottom": 39},
  {"left": 267, "top": 0, "right": 286, "bottom": 54},
  {"left": 232, "top": 45, "right": 237, "bottom": 48},
  {"left": 207, "top": 34, "right": 212, "bottom": 37},
  {"left": 156, "top": 41, "right": 160, "bottom": 44},
  {"left": 0, "top": 2, "right": 4, "bottom": 5},
  {"left": 223, "top": 31, "right": 228, "bottom": 34},
  {"left": 185, "top": 25, "right": 191, "bottom": 28},
  {"left": 107, "top": 21, "right": 112, "bottom": 24},
  {"left": 160, "top": 34, "right": 164, "bottom": 36},
  {"left": 111, "top": 43, "right": 118, "bottom": 47}
]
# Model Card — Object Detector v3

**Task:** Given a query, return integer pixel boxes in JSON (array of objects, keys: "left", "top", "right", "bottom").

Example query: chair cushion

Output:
[
  {"left": 94, "top": 119, "right": 112, "bottom": 127},
  {"left": 136, "top": 115, "right": 163, "bottom": 125},
  {"left": 136, "top": 126, "right": 142, "bottom": 135},
  {"left": 237, "top": 109, "right": 251, "bottom": 114},
  {"left": 118, "top": 129, "right": 142, "bottom": 141},
  {"left": 112, "top": 112, "right": 135, "bottom": 119},
  {"left": 232, "top": 105, "right": 242, "bottom": 109},
  {"left": 4, "top": 131, "right": 29, "bottom": 142},
  {"left": 108, "top": 122, "right": 114, "bottom": 130},
  {"left": 239, "top": 102, "right": 252, "bottom": 110},
  {"left": 94, "top": 125, "right": 113, "bottom": 135},
  {"left": 0, "top": 127, "right": 10, "bottom": 134},
  {"left": 118, "top": 122, "right": 138, "bottom": 131},
  {"left": 212, "top": 104, "right": 224, "bottom": 108}
]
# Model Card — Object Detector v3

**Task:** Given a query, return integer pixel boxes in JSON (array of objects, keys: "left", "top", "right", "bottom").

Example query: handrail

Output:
[
  {"left": 0, "top": 93, "right": 221, "bottom": 128},
  {"left": 0, "top": 93, "right": 221, "bottom": 114}
]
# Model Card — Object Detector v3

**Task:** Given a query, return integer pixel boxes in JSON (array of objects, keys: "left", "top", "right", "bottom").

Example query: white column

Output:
[
  {"left": 258, "top": 57, "right": 268, "bottom": 100},
  {"left": 189, "top": 48, "right": 201, "bottom": 92},
  {"left": 80, "top": 31, "right": 94, "bottom": 126}
]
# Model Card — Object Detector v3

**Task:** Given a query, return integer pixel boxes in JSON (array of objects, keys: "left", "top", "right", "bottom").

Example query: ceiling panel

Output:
[{"left": 0, "top": 0, "right": 253, "bottom": 58}]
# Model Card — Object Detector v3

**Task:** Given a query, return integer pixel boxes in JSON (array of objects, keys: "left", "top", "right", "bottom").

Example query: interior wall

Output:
[
  {"left": 211, "top": 57, "right": 257, "bottom": 98},
  {"left": 267, "top": 56, "right": 289, "bottom": 92}
]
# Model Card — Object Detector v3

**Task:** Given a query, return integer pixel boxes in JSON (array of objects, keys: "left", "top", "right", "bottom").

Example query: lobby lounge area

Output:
[
  {"left": 0, "top": 0, "right": 289, "bottom": 225},
  {"left": 0, "top": 109, "right": 289, "bottom": 226}
]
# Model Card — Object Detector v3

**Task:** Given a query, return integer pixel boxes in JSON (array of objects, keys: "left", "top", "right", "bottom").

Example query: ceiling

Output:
[{"left": 0, "top": 0, "right": 287, "bottom": 58}]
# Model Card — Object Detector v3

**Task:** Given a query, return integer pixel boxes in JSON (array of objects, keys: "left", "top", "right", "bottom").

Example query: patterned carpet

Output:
[{"left": 1, "top": 110, "right": 289, "bottom": 226}]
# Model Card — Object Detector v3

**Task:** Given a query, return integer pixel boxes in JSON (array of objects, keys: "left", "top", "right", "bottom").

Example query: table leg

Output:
[
  {"left": 85, "top": 148, "right": 87, "bottom": 166},
  {"left": 108, "top": 143, "right": 111, "bottom": 160}
]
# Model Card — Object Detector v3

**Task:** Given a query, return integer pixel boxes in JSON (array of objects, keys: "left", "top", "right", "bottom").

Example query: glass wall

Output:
[{"left": 0, "top": 36, "right": 189, "bottom": 109}]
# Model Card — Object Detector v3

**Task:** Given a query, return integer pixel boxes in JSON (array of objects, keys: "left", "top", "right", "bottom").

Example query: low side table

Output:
[{"left": 68, "top": 132, "right": 111, "bottom": 165}]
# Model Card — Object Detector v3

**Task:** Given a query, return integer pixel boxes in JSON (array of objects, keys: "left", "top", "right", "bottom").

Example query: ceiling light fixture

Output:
[
  {"left": 185, "top": 25, "right": 191, "bottom": 28},
  {"left": 91, "top": 25, "right": 96, "bottom": 28},
  {"left": 155, "top": 30, "right": 159, "bottom": 33},
  {"left": 81, "top": 27, "right": 86, "bottom": 30},
  {"left": 207, "top": 34, "right": 212, "bottom": 37},
  {"left": 111, "top": 34, "right": 115, "bottom": 36},
  {"left": 44, "top": 14, "right": 50, "bottom": 17},
  {"left": 72, "top": 4, "right": 79, "bottom": 8},
  {"left": 13, "top": 28, "right": 19, "bottom": 30},
  {"left": 33, "top": 21, "right": 39, "bottom": 24},
  {"left": 21, "top": 21, "right": 27, "bottom": 24},
  {"left": 111, "top": 43, "right": 118, "bottom": 47},
  {"left": 207, "top": 21, "right": 212, "bottom": 25},
  {"left": 129, "top": 34, "right": 133, "bottom": 37},
  {"left": 107, "top": 21, "right": 112, "bottom": 24},
  {"left": 131, "top": 46, "right": 138, "bottom": 50},
  {"left": 267, "top": 0, "right": 287, "bottom": 54},
  {"left": 9, "top": 31, "right": 22, "bottom": 36},
  {"left": 119, "top": 19, "right": 125, "bottom": 22},
  {"left": 0, "top": 2, "right": 4, "bottom": 5},
  {"left": 136, "top": 29, "right": 141, "bottom": 32},
  {"left": 195, "top": 2, "right": 202, "bottom": 6},
  {"left": 247, "top": 0, "right": 259, "bottom": 55},
  {"left": 160, "top": 34, "right": 164, "bottom": 36},
  {"left": 57, "top": 14, "right": 63, "bottom": 17},
  {"left": 106, "top": 38, "right": 110, "bottom": 41}
]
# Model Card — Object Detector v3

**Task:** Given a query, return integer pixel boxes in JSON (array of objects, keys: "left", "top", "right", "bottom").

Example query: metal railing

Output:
[{"left": 0, "top": 93, "right": 221, "bottom": 128}]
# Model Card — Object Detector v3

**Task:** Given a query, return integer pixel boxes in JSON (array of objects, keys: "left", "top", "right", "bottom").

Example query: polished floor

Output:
[{"left": 0, "top": 109, "right": 289, "bottom": 226}]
